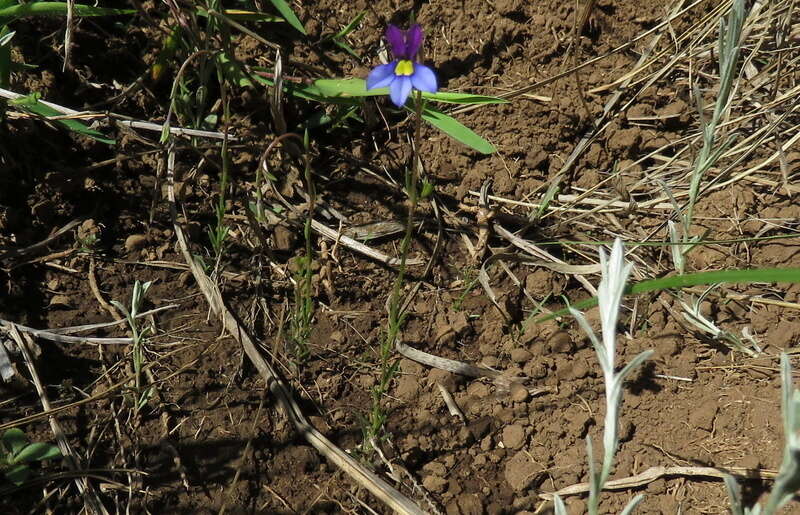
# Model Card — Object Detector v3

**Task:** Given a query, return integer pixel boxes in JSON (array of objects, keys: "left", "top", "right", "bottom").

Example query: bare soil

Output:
[{"left": 2, "top": 0, "right": 799, "bottom": 513}]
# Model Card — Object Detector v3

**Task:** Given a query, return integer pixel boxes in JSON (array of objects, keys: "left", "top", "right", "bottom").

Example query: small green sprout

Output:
[
  {"left": 111, "top": 280, "right": 155, "bottom": 412},
  {"left": 1, "top": 429, "right": 61, "bottom": 485}
]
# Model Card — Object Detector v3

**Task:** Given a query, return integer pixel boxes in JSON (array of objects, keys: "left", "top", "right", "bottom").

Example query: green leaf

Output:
[
  {"left": 421, "top": 105, "right": 496, "bottom": 154},
  {"left": 4, "top": 463, "right": 30, "bottom": 485},
  {"left": 420, "top": 91, "right": 508, "bottom": 105},
  {"left": 333, "top": 39, "right": 359, "bottom": 59},
  {"left": 268, "top": 0, "right": 305, "bottom": 35},
  {"left": 541, "top": 267, "right": 800, "bottom": 321},
  {"left": 306, "top": 78, "right": 506, "bottom": 105},
  {"left": 308, "top": 78, "right": 381, "bottom": 98},
  {"left": 13, "top": 95, "right": 115, "bottom": 145},
  {"left": 216, "top": 52, "right": 252, "bottom": 88},
  {"left": 15, "top": 443, "right": 61, "bottom": 464},
  {"left": 2, "top": 429, "right": 27, "bottom": 456},
  {"left": 0, "top": 2, "right": 135, "bottom": 19}
]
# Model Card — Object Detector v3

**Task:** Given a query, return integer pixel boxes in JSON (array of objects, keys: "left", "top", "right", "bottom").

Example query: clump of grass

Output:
[
  {"left": 452, "top": 265, "right": 480, "bottom": 312},
  {"left": 555, "top": 239, "right": 653, "bottom": 514},
  {"left": 364, "top": 92, "right": 426, "bottom": 448},
  {"left": 288, "top": 132, "right": 316, "bottom": 362},
  {"left": 111, "top": 280, "right": 155, "bottom": 413},
  {"left": 672, "top": 0, "right": 747, "bottom": 273}
]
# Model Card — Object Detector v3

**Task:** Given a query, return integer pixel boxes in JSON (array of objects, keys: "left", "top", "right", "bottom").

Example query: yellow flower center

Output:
[{"left": 395, "top": 60, "right": 414, "bottom": 76}]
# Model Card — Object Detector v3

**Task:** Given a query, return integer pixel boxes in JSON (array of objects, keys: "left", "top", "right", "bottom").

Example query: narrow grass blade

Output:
[
  {"left": 268, "top": 0, "right": 305, "bottom": 35},
  {"left": 196, "top": 8, "right": 283, "bottom": 23},
  {"left": 10, "top": 94, "right": 115, "bottom": 144},
  {"left": 541, "top": 268, "right": 800, "bottom": 321},
  {"left": 331, "top": 10, "right": 365, "bottom": 40},
  {"left": 0, "top": 28, "right": 13, "bottom": 46},
  {"left": 305, "top": 78, "right": 507, "bottom": 105},
  {"left": 0, "top": 2, "right": 134, "bottom": 18}
]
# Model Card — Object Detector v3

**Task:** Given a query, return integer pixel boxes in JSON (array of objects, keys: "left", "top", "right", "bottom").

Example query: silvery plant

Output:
[{"left": 554, "top": 239, "right": 653, "bottom": 514}]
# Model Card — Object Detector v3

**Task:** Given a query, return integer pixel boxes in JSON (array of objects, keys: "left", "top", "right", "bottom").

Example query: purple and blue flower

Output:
[{"left": 366, "top": 24, "right": 438, "bottom": 107}]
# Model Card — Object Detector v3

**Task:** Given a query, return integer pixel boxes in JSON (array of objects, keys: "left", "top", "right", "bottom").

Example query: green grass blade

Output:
[
  {"left": 332, "top": 10, "right": 365, "bottom": 40},
  {"left": 333, "top": 39, "right": 360, "bottom": 59},
  {"left": 540, "top": 267, "right": 800, "bottom": 321},
  {"left": 422, "top": 91, "right": 508, "bottom": 104},
  {"left": 268, "top": 0, "right": 305, "bottom": 35},
  {"left": 196, "top": 8, "right": 283, "bottom": 23},
  {"left": 0, "top": 2, "right": 134, "bottom": 18},
  {"left": 307, "top": 78, "right": 506, "bottom": 105},
  {"left": 10, "top": 94, "right": 115, "bottom": 145},
  {"left": 421, "top": 105, "right": 496, "bottom": 154}
]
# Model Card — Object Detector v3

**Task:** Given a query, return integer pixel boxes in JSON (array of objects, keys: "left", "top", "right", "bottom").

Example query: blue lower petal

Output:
[
  {"left": 390, "top": 76, "right": 412, "bottom": 107},
  {"left": 367, "top": 62, "right": 398, "bottom": 90},
  {"left": 410, "top": 64, "right": 437, "bottom": 93}
]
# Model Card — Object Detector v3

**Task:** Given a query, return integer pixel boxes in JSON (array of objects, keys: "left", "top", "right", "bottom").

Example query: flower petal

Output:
[
  {"left": 385, "top": 25, "right": 406, "bottom": 57},
  {"left": 405, "top": 24, "right": 423, "bottom": 58},
  {"left": 410, "top": 64, "right": 437, "bottom": 93},
  {"left": 389, "top": 76, "right": 412, "bottom": 107},
  {"left": 367, "top": 62, "right": 397, "bottom": 90}
]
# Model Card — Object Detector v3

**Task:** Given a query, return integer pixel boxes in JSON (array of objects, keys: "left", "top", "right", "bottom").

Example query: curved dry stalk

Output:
[
  {"left": 8, "top": 326, "right": 109, "bottom": 515},
  {"left": 540, "top": 464, "right": 779, "bottom": 500}
]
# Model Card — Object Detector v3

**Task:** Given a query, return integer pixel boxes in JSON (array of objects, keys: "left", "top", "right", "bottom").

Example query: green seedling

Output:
[
  {"left": 541, "top": 267, "right": 800, "bottom": 323},
  {"left": 239, "top": 74, "right": 506, "bottom": 154},
  {"left": 111, "top": 280, "right": 154, "bottom": 413},
  {"left": 0, "top": 429, "right": 60, "bottom": 485},
  {"left": 323, "top": 10, "right": 366, "bottom": 58},
  {"left": 289, "top": 132, "right": 316, "bottom": 362},
  {"left": 453, "top": 266, "right": 480, "bottom": 312},
  {"left": 682, "top": 0, "right": 746, "bottom": 261}
]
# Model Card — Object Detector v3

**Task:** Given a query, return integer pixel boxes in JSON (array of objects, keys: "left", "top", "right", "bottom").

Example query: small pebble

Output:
[{"left": 124, "top": 234, "right": 148, "bottom": 252}]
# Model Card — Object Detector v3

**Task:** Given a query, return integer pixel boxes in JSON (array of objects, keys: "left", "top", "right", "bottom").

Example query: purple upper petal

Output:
[
  {"left": 385, "top": 25, "right": 406, "bottom": 58},
  {"left": 410, "top": 64, "right": 437, "bottom": 93},
  {"left": 389, "top": 76, "right": 412, "bottom": 107},
  {"left": 367, "top": 61, "right": 397, "bottom": 90},
  {"left": 405, "top": 24, "right": 423, "bottom": 58}
]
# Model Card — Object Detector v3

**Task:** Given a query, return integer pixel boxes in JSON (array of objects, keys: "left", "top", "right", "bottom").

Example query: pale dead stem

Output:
[
  {"left": 8, "top": 325, "right": 109, "bottom": 515},
  {"left": 0, "top": 87, "right": 235, "bottom": 141},
  {"left": 539, "top": 464, "right": 779, "bottom": 501}
]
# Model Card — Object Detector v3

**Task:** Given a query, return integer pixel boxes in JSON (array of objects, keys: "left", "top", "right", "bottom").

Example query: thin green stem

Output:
[{"left": 369, "top": 90, "right": 425, "bottom": 446}]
